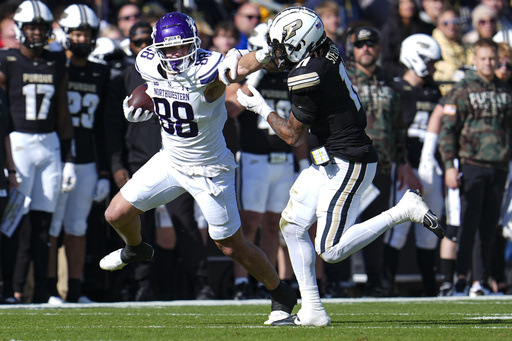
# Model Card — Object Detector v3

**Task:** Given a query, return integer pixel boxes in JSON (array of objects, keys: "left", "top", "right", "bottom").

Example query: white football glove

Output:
[
  {"left": 123, "top": 95, "right": 154, "bottom": 122},
  {"left": 61, "top": 162, "right": 77, "bottom": 193},
  {"left": 236, "top": 84, "right": 274, "bottom": 120},
  {"left": 255, "top": 44, "right": 271, "bottom": 65},
  {"left": 93, "top": 178, "right": 110, "bottom": 202},
  {"left": 218, "top": 48, "right": 249, "bottom": 85},
  {"left": 418, "top": 132, "right": 443, "bottom": 186}
]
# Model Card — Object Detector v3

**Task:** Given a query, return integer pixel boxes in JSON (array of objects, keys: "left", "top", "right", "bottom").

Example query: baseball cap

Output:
[{"left": 353, "top": 27, "right": 380, "bottom": 46}]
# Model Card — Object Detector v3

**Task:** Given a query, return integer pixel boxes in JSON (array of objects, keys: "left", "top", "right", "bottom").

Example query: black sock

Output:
[
  {"left": 121, "top": 242, "right": 154, "bottom": 263},
  {"left": 440, "top": 259, "right": 456, "bottom": 284},
  {"left": 47, "top": 277, "right": 59, "bottom": 297},
  {"left": 268, "top": 281, "right": 297, "bottom": 314},
  {"left": 66, "top": 278, "right": 81, "bottom": 302}
]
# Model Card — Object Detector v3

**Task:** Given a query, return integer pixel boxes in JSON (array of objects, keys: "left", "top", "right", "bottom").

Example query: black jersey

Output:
[
  {"left": 288, "top": 42, "right": 378, "bottom": 163},
  {"left": 238, "top": 71, "right": 292, "bottom": 154},
  {"left": 0, "top": 48, "right": 67, "bottom": 134},
  {"left": 67, "top": 60, "right": 110, "bottom": 165},
  {"left": 104, "top": 65, "right": 162, "bottom": 174},
  {"left": 394, "top": 78, "right": 441, "bottom": 168}
]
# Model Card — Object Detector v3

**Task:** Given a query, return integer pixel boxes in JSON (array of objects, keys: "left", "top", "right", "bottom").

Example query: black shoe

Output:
[
  {"left": 438, "top": 282, "right": 453, "bottom": 297},
  {"left": 324, "top": 281, "right": 348, "bottom": 298},
  {"left": 233, "top": 282, "right": 251, "bottom": 300},
  {"left": 363, "top": 285, "right": 396, "bottom": 298},
  {"left": 135, "top": 287, "right": 155, "bottom": 301},
  {"left": 196, "top": 285, "right": 215, "bottom": 300}
]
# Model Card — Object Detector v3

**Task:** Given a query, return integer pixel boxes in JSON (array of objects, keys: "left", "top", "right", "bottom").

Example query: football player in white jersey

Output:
[{"left": 99, "top": 12, "right": 297, "bottom": 321}]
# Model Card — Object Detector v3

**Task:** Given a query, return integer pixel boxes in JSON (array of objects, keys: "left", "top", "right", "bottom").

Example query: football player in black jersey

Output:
[
  {"left": 226, "top": 23, "right": 310, "bottom": 300},
  {"left": 0, "top": 0, "right": 74, "bottom": 303},
  {"left": 381, "top": 34, "right": 444, "bottom": 298},
  {"left": 220, "top": 6, "right": 444, "bottom": 325},
  {"left": 46, "top": 4, "right": 111, "bottom": 304}
]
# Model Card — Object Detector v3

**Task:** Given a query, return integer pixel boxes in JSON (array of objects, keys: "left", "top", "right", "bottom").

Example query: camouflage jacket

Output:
[
  {"left": 439, "top": 70, "right": 512, "bottom": 171},
  {"left": 347, "top": 63, "right": 407, "bottom": 175}
]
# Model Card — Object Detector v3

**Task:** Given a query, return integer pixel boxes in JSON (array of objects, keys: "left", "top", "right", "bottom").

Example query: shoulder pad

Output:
[
  {"left": 135, "top": 46, "right": 166, "bottom": 82},
  {"left": 180, "top": 49, "right": 223, "bottom": 87},
  {"left": 288, "top": 60, "right": 320, "bottom": 92}
]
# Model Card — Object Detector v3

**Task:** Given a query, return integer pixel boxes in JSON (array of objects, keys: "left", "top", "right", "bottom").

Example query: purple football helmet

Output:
[{"left": 152, "top": 12, "right": 201, "bottom": 74}]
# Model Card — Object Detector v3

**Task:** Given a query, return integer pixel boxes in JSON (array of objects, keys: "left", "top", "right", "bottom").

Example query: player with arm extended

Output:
[
  {"left": 0, "top": 0, "right": 74, "bottom": 303},
  {"left": 221, "top": 6, "right": 444, "bottom": 325},
  {"left": 99, "top": 12, "right": 297, "bottom": 320}
]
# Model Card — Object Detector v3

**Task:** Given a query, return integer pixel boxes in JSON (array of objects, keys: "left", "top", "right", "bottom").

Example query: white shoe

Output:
[
  {"left": 48, "top": 296, "right": 65, "bottom": 305},
  {"left": 391, "top": 189, "right": 444, "bottom": 238},
  {"left": 264, "top": 310, "right": 291, "bottom": 325},
  {"left": 296, "top": 307, "right": 331, "bottom": 326},
  {"left": 99, "top": 249, "right": 127, "bottom": 271},
  {"left": 77, "top": 296, "right": 95, "bottom": 303},
  {"left": 469, "top": 282, "right": 504, "bottom": 297}
]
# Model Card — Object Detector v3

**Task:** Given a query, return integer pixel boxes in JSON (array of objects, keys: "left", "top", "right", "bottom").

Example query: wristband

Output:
[
  {"left": 255, "top": 48, "right": 270, "bottom": 65},
  {"left": 8, "top": 169, "right": 16, "bottom": 174}
]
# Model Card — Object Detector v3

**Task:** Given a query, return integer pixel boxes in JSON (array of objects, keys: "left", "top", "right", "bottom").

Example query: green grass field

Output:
[{"left": 0, "top": 297, "right": 511, "bottom": 340}]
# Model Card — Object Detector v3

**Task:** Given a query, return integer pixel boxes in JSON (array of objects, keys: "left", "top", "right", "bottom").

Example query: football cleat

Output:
[
  {"left": 99, "top": 243, "right": 154, "bottom": 271},
  {"left": 264, "top": 310, "right": 292, "bottom": 325},
  {"left": 391, "top": 189, "right": 445, "bottom": 239},
  {"left": 296, "top": 308, "right": 331, "bottom": 326},
  {"left": 99, "top": 249, "right": 127, "bottom": 271}
]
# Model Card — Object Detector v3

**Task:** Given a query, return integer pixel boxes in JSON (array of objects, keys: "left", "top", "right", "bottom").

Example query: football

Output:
[{"left": 128, "top": 83, "right": 154, "bottom": 112}]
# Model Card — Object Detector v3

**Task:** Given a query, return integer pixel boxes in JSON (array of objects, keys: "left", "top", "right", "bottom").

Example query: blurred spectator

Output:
[
  {"left": 420, "top": 0, "right": 447, "bottom": 32},
  {"left": 439, "top": 38, "right": 512, "bottom": 296},
  {"left": 305, "top": 0, "right": 362, "bottom": 28},
  {"left": 315, "top": 1, "right": 345, "bottom": 56},
  {"left": 463, "top": 4, "right": 498, "bottom": 44},
  {"left": 346, "top": 27, "right": 410, "bottom": 297},
  {"left": 141, "top": 2, "right": 166, "bottom": 26},
  {"left": 432, "top": 7, "right": 472, "bottom": 95},
  {"left": 495, "top": 41, "right": 512, "bottom": 83},
  {"left": 0, "top": 18, "right": 20, "bottom": 49},
  {"left": 234, "top": 2, "right": 261, "bottom": 49},
  {"left": 380, "top": 0, "right": 433, "bottom": 78},
  {"left": 116, "top": 3, "right": 142, "bottom": 55},
  {"left": 193, "top": 14, "right": 214, "bottom": 50},
  {"left": 211, "top": 21, "right": 240, "bottom": 54}
]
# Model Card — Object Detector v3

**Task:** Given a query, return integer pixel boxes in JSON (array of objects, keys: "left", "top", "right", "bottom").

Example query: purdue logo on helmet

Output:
[
  {"left": 267, "top": 7, "right": 326, "bottom": 69},
  {"left": 13, "top": 0, "right": 54, "bottom": 49}
]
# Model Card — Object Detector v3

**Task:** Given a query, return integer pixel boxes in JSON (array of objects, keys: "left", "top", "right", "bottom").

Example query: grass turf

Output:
[{"left": 0, "top": 297, "right": 511, "bottom": 340}]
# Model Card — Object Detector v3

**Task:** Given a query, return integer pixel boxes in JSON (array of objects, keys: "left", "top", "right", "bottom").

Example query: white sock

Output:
[{"left": 321, "top": 212, "right": 394, "bottom": 263}]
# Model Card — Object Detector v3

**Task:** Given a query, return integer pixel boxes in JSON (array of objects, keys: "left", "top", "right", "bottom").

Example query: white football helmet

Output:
[
  {"left": 59, "top": 4, "right": 99, "bottom": 57},
  {"left": 247, "top": 23, "right": 268, "bottom": 51},
  {"left": 13, "top": 0, "right": 54, "bottom": 49},
  {"left": 400, "top": 33, "right": 441, "bottom": 77},
  {"left": 267, "top": 6, "right": 326, "bottom": 69}
]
